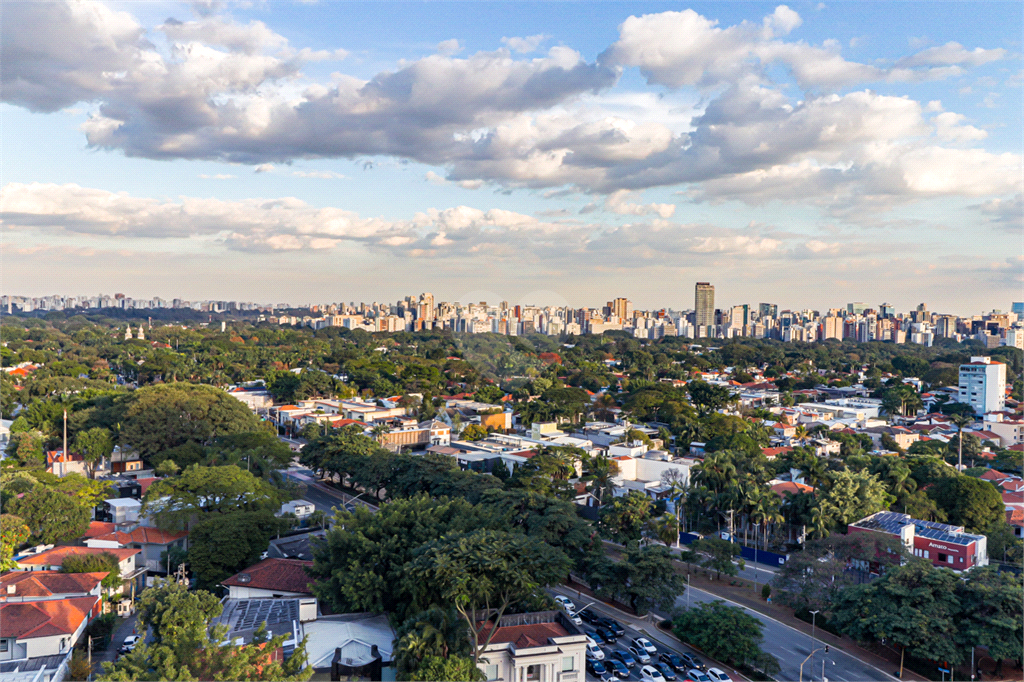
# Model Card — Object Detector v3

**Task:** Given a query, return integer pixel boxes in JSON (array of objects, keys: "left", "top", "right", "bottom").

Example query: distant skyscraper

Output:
[
  {"left": 758, "top": 303, "right": 777, "bottom": 319},
  {"left": 847, "top": 302, "right": 867, "bottom": 315},
  {"left": 695, "top": 282, "right": 715, "bottom": 328},
  {"left": 879, "top": 303, "right": 895, "bottom": 318},
  {"left": 1012, "top": 302, "right": 1024, "bottom": 316}
]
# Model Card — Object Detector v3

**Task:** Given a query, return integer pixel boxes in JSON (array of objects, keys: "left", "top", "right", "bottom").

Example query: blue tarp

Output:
[{"left": 678, "top": 532, "right": 789, "bottom": 565}]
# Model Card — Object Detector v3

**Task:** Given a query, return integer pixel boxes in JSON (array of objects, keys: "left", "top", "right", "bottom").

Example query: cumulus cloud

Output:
[
  {"left": 0, "top": 1, "right": 1015, "bottom": 220},
  {"left": 3, "top": 182, "right": 854, "bottom": 265}
]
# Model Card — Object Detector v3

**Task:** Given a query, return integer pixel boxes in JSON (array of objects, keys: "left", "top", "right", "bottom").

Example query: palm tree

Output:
[
  {"left": 809, "top": 505, "right": 830, "bottom": 539},
  {"left": 371, "top": 422, "right": 392, "bottom": 445},
  {"left": 950, "top": 414, "right": 974, "bottom": 471},
  {"left": 583, "top": 453, "right": 619, "bottom": 502},
  {"left": 694, "top": 451, "right": 737, "bottom": 495}
]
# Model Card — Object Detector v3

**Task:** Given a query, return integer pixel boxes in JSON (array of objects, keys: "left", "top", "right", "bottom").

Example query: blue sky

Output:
[{"left": 2, "top": 1, "right": 1021, "bottom": 313}]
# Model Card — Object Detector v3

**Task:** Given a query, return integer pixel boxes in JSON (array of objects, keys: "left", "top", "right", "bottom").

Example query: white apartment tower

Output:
[{"left": 958, "top": 356, "right": 1006, "bottom": 415}]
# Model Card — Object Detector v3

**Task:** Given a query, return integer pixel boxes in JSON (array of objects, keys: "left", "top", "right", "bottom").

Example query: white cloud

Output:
[
  {"left": 897, "top": 42, "right": 1006, "bottom": 68},
  {"left": 436, "top": 39, "right": 462, "bottom": 56},
  {"left": 254, "top": 164, "right": 274, "bottom": 173},
  {"left": 933, "top": 112, "right": 986, "bottom": 141},
  {"left": 501, "top": 35, "right": 548, "bottom": 53},
  {"left": 604, "top": 190, "right": 676, "bottom": 217}
]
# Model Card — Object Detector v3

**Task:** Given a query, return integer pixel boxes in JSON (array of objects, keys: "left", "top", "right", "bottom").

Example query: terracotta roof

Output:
[
  {"left": 18, "top": 546, "right": 141, "bottom": 567},
  {"left": 0, "top": 596, "right": 98, "bottom": 639},
  {"left": 0, "top": 571, "right": 108, "bottom": 600},
  {"left": 84, "top": 521, "right": 117, "bottom": 538},
  {"left": 979, "top": 470, "right": 1012, "bottom": 482},
  {"left": 1002, "top": 491, "right": 1024, "bottom": 507},
  {"left": 476, "top": 621, "right": 567, "bottom": 646},
  {"left": 135, "top": 478, "right": 159, "bottom": 495},
  {"left": 762, "top": 447, "right": 793, "bottom": 459},
  {"left": 221, "top": 558, "right": 314, "bottom": 594},
  {"left": 93, "top": 527, "right": 188, "bottom": 546},
  {"left": 771, "top": 481, "right": 815, "bottom": 497},
  {"left": 1006, "top": 509, "right": 1024, "bottom": 526}
]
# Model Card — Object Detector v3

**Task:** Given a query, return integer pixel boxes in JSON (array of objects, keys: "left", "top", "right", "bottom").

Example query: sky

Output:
[{"left": 1, "top": 0, "right": 1021, "bottom": 315}]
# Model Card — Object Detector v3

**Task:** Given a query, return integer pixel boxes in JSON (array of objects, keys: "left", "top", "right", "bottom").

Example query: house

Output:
[
  {"left": 376, "top": 420, "right": 451, "bottom": 452},
  {"left": 0, "top": 595, "right": 101, "bottom": 666},
  {"left": 279, "top": 500, "right": 315, "bottom": 520},
  {"left": 862, "top": 426, "right": 920, "bottom": 450},
  {"left": 267, "top": 530, "right": 326, "bottom": 562},
  {"left": 94, "top": 498, "right": 142, "bottom": 525},
  {"left": 221, "top": 558, "right": 314, "bottom": 599},
  {"left": 474, "top": 611, "right": 587, "bottom": 682},
  {"left": 13, "top": 547, "right": 144, "bottom": 600},
  {"left": 84, "top": 527, "right": 189, "bottom": 575},
  {"left": 761, "top": 446, "right": 792, "bottom": 460},
  {"left": 1006, "top": 509, "right": 1024, "bottom": 539},
  {"left": 109, "top": 447, "right": 143, "bottom": 475},
  {"left": 303, "top": 612, "right": 396, "bottom": 677},
  {"left": 849, "top": 511, "right": 988, "bottom": 572},
  {"left": 0, "top": 572, "right": 107, "bottom": 603},
  {"left": 45, "top": 451, "right": 88, "bottom": 478},
  {"left": 770, "top": 481, "right": 815, "bottom": 497},
  {"left": 207, "top": 597, "right": 316, "bottom": 663}
]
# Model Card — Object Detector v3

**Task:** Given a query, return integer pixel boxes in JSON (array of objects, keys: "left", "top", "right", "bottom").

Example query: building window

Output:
[
  {"left": 959, "top": 556, "right": 964, "bottom": 563},
  {"left": 526, "top": 665, "right": 540, "bottom": 681},
  {"left": 923, "top": 550, "right": 929, "bottom": 559},
  {"left": 60, "top": 639, "right": 66, "bottom": 652},
  {"left": 948, "top": 555, "right": 954, "bottom": 564},
  {"left": 937, "top": 553, "right": 946, "bottom": 563},
  {"left": 485, "top": 665, "right": 498, "bottom": 681},
  {"left": 562, "top": 656, "right": 575, "bottom": 672},
  {"left": 0, "top": 639, "right": 8, "bottom": 653}
]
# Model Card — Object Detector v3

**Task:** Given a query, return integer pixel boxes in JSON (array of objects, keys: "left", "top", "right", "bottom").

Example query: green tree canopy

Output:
[
  {"left": 143, "top": 465, "right": 281, "bottom": 529},
  {"left": 61, "top": 551, "right": 122, "bottom": 590},
  {"left": 187, "top": 510, "right": 283, "bottom": 589},
  {"left": 599, "top": 491, "right": 653, "bottom": 544},
  {"left": 1, "top": 514, "right": 31, "bottom": 570},
  {"left": 928, "top": 476, "right": 1003, "bottom": 533},
  {"left": 7, "top": 487, "right": 91, "bottom": 544},
  {"left": 673, "top": 601, "right": 778, "bottom": 673}
]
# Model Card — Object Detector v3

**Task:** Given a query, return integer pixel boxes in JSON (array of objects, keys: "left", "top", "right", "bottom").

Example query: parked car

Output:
[
  {"left": 628, "top": 645, "right": 652, "bottom": 664},
  {"left": 688, "top": 669, "right": 712, "bottom": 682},
  {"left": 640, "top": 665, "right": 667, "bottom": 682},
  {"left": 587, "top": 659, "right": 615, "bottom": 682},
  {"left": 633, "top": 637, "right": 658, "bottom": 655},
  {"left": 658, "top": 653, "right": 688, "bottom": 672},
  {"left": 679, "top": 653, "right": 707, "bottom": 672},
  {"left": 553, "top": 595, "right": 576, "bottom": 611},
  {"left": 579, "top": 609, "right": 600, "bottom": 624},
  {"left": 586, "top": 629, "right": 610, "bottom": 645},
  {"left": 606, "top": 659, "right": 631, "bottom": 680},
  {"left": 119, "top": 635, "right": 141, "bottom": 654},
  {"left": 596, "top": 617, "right": 625, "bottom": 636},
  {"left": 586, "top": 642, "right": 605, "bottom": 661},
  {"left": 707, "top": 669, "right": 732, "bottom": 682},
  {"left": 655, "top": 662, "right": 678, "bottom": 681},
  {"left": 596, "top": 626, "right": 618, "bottom": 642},
  {"left": 567, "top": 611, "right": 582, "bottom": 626},
  {"left": 610, "top": 650, "right": 638, "bottom": 669}
]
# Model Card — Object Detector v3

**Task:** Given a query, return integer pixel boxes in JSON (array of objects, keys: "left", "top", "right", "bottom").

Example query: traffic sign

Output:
[{"left": 939, "top": 668, "right": 951, "bottom": 674}]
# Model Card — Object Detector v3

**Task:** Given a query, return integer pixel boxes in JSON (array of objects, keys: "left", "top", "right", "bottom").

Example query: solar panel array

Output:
[{"left": 852, "top": 511, "right": 979, "bottom": 547}]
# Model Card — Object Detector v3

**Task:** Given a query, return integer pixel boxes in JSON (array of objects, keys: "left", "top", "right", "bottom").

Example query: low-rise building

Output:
[
  {"left": 83, "top": 526, "right": 188, "bottom": 575},
  {"left": 279, "top": 500, "right": 315, "bottom": 519},
  {"left": 221, "top": 558, "right": 314, "bottom": 599},
  {"left": 849, "top": 511, "right": 988, "bottom": 572},
  {"left": 0, "top": 572, "right": 107, "bottom": 604},
  {"left": 475, "top": 611, "right": 587, "bottom": 682},
  {"left": 0, "top": 595, "right": 100, "bottom": 668}
]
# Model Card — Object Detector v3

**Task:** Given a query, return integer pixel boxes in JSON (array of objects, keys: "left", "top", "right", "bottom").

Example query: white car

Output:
[
  {"left": 628, "top": 646, "right": 652, "bottom": 665},
  {"left": 119, "top": 635, "right": 141, "bottom": 653},
  {"left": 707, "top": 669, "right": 731, "bottom": 682},
  {"left": 554, "top": 595, "right": 576, "bottom": 611},
  {"left": 688, "top": 670, "right": 712, "bottom": 682},
  {"left": 586, "top": 642, "right": 605, "bottom": 661},
  {"left": 640, "top": 665, "right": 666, "bottom": 682},
  {"left": 632, "top": 637, "right": 658, "bottom": 655}
]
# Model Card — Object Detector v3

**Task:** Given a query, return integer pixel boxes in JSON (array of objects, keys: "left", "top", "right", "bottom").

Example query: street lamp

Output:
[{"left": 809, "top": 610, "right": 820, "bottom": 681}]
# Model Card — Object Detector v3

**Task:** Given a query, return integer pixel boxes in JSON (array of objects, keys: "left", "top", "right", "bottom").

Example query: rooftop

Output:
[
  {"left": 17, "top": 546, "right": 141, "bottom": 567},
  {"left": 222, "top": 558, "right": 314, "bottom": 594},
  {"left": 0, "top": 571, "right": 108, "bottom": 600},
  {"left": 851, "top": 511, "right": 984, "bottom": 547},
  {"left": 0, "top": 596, "right": 97, "bottom": 639}
]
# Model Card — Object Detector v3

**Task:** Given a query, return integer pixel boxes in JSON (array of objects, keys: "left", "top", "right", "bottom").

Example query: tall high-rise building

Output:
[
  {"left": 958, "top": 356, "right": 1006, "bottom": 415},
  {"left": 822, "top": 316, "right": 843, "bottom": 340},
  {"left": 879, "top": 303, "right": 895, "bottom": 318},
  {"left": 609, "top": 297, "right": 631, "bottom": 322},
  {"left": 695, "top": 282, "right": 715, "bottom": 328},
  {"left": 847, "top": 302, "right": 867, "bottom": 315},
  {"left": 418, "top": 292, "right": 435, "bottom": 321},
  {"left": 758, "top": 303, "right": 778, "bottom": 319}
]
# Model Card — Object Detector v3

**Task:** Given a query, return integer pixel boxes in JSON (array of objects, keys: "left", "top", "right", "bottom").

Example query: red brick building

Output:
[{"left": 849, "top": 511, "right": 988, "bottom": 572}]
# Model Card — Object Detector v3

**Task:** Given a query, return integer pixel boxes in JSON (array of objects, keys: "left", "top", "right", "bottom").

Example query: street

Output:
[
  {"left": 280, "top": 468, "right": 379, "bottom": 514},
  {"left": 673, "top": 585, "right": 897, "bottom": 682}
]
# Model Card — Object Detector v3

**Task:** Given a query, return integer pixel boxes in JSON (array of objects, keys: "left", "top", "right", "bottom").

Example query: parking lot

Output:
[{"left": 550, "top": 593, "right": 732, "bottom": 682}]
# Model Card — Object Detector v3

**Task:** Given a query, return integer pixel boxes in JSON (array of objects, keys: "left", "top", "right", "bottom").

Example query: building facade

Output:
[
  {"left": 849, "top": 511, "right": 988, "bottom": 572},
  {"left": 694, "top": 282, "right": 715, "bottom": 329},
  {"left": 958, "top": 356, "right": 1006, "bottom": 415}
]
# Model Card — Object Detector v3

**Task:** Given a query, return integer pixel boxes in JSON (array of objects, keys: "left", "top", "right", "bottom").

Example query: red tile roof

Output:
[
  {"left": 18, "top": 546, "right": 141, "bottom": 567},
  {"left": 135, "top": 478, "right": 159, "bottom": 495},
  {"left": 771, "top": 481, "right": 815, "bottom": 497},
  {"left": 762, "top": 447, "right": 793, "bottom": 459},
  {"left": 475, "top": 621, "right": 568, "bottom": 646},
  {"left": 84, "top": 521, "right": 117, "bottom": 539},
  {"left": 1006, "top": 509, "right": 1024, "bottom": 527},
  {"left": 93, "top": 527, "right": 188, "bottom": 546},
  {"left": 221, "top": 558, "right": 314, "bottom": 594},
  {"left": 0, "top": 596, "right": 98, "bottom": 639},
  {"left": 0, "top": 571, "right": 108, "bottom": 600}
]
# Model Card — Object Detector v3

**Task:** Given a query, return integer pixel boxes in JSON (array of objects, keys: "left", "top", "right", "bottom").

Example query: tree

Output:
[
  {"left": 103, "top": 581, "right": 311, "bottom": 681},
  {"left": 955, "top": 567, "right": 1024, "bottom": 669},
  {"left": 62, "top": 551, "right": 123, "bottom": 590},
  {"left": 187, "top": 510, "right": 282, "bottom": 588},
  {"left": 949, "top": 414, "right": 974, "bottom": 470},
  {"left": 394, "top": 606, "right": 474, "bottom": 679},
  {"left": 817, "top": 470, "right": 894, "bottom": 531},
  {"left": 73, "top": 427, "right": 114, "bottom": 478},
  {"left": 928, "top": 476, "right": 1003, "bottom": 533},
  {"left": 0, "top": 514, "right": 31, "bottom": 570},
  {"left": 154, "top": 459, "right": 180, "bottom": 477},
  {"left": 7, "top": 487, "right": 91, "bottom": 544},
  {"left": 673, "top": 601, "right": 778, "bottom": 673},
  {"left": 692, "top": 537, "right": 744, "bottom": 579},
  {"left": 687, "top": 380, "right": 735, "bottom": 417},
  {"left": 411, "top": 529, "right": 571, "bottom": 666},
  {"left": 581, "top": 453, "right": 619, "bottom": 502},
  {"left": 599, "top": 492, "right": 653, "bottom": 544},
  {"left": 143, "top": 465, "right": 281, "bottom": 529},
  {"left": 832, "top": 561, "right": 965, "bottom": 666},
  {"left": 118, "top": 383, "right": 262, "bottom": 462},
  {"left": 617, "top": 543, "right": 686, "bottom": 614},
  {"left": 461, "top": 424, "right": 489, "bottom": 441},
  {"left": 409, "top": 656, "right": 484, "bottom": 682}
]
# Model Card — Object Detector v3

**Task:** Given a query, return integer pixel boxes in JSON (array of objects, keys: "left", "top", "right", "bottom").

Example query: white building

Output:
[
  {"left": 476, "top": 611, "right": 587, "bottom": 682},
  {"left": 959, "top": 356, "right": 1006, "bottom": 415}
]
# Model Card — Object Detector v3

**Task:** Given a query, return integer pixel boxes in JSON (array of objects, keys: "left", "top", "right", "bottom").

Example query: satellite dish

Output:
[{"left": 237, "top": 573, "right": 251, "bottom": 583}]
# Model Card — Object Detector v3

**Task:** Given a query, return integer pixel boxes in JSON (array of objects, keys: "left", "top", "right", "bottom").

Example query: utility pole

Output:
[
  {"left": 809, "top": 610, "right": 819, "bottom": 681},
  {"left": 686, "top": 574, "right": 691, "bottom": 610},
  {"left": 62, "top": 410, "right": 68, "bottom": 477}
]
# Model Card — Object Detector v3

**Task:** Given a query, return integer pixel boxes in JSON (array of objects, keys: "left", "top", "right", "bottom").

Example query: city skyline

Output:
[{"left": 2, "top": 1, "right": 1021, "bottom": 311}]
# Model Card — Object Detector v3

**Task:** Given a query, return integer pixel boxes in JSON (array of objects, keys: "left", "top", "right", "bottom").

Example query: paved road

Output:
[
  {"left": 672, "top": 585, "right": 897, "bottom": 682},
  {"left": 280, "top": 468, "right": 379, "bottom": 514}
]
